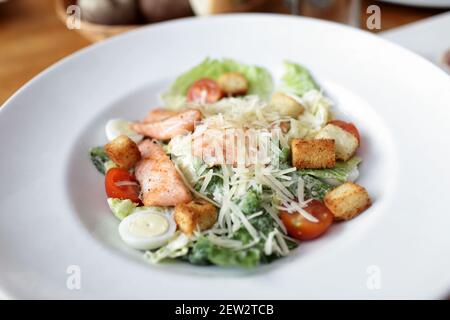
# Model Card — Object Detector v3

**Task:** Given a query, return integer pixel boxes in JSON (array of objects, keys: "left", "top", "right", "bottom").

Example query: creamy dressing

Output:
[{"left": 129, "top": 214, "right": 169, "bottom": 237}]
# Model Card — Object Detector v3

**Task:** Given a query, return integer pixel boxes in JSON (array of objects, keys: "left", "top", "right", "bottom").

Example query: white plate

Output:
[
  {"left": 382, "top": 12, "right": 450, "bottom": 73},
  {"left": 377, "top": 0, "right": 450, "bottom": 7},
  {"left": 1, "top": 14, "right": 449, "bottom": 299}
]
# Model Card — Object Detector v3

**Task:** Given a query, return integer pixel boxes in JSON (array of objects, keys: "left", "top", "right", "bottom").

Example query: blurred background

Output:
[{"left": 0, "top": 0, "right": 449, "bottom": 105}]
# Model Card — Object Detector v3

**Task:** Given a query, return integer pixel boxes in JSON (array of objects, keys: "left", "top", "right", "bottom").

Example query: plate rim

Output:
[
  {"left": 2, "top": 12, "right": 450, "bottom": 111},
  {"left": 1, "top": 13, "right": 450, "bottom": 299}
]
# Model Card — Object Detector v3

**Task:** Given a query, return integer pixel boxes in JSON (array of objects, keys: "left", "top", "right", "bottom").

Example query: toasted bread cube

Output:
[
  {"left": 217, "top": 72, "right": 248, "bottom": 95},
  {"left": 291, "top": 139, "right": 335, "bottom": 169},
  {"left": 105, "top": 135, "right": 141, "bottom": 169},
  {"left": 270, "top": 92, "right": 305, "bottom": 118},
  {"left": 174, "top": 199, "right": 217, "bottom": 235},
  {"left": 324, "top": 182, "right": 371, "bottom": 220},
  {"left": 316, "top": 124, "right": 358, "bottom": 161}
]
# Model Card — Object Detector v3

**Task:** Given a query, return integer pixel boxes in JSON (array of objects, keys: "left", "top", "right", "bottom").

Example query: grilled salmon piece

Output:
[
  {"left": 138, "top": 139, "right": 154, "bottom": 158},
  {"left": 131, "top": 109, "right": 202, "bottom": 140},
  {"left": 142, "top": 108, "right": 178, "bottom": 124},
  {"left": 135, "top": 140, "right": 192, "bottom": 206}
]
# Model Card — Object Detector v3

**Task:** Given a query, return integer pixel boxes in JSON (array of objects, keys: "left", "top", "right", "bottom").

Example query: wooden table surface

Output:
[{"left": 0, "top": 0, "right": 447, "bottom": 105}]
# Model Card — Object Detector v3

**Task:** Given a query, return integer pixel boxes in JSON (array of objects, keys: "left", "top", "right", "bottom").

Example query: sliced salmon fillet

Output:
[
  {"left": 138, "top": 139, "right": 154, "bottom": 158},
  {"left": 142, "top": 108, "right": 178, "bottom": 124},
  {"left": 131, "top": 109, "right": 202, "bottom": 140},
  {"left": 135, "top": 140, "right": 192, "bottom": 206}
]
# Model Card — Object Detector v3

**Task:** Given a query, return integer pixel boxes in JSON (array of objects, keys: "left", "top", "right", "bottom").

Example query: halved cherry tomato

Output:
[
  {"left": 105, "top": 168, "right": 141, "bottom": 203},
  {"left": 187, "top": 78, "right": 223, "bottom": 104},
  {"left": 329, "top": 120, "right": 361, "bottom": 144},
  {"left": 280, "top": 200, "right": 333, "bottom": 241}
]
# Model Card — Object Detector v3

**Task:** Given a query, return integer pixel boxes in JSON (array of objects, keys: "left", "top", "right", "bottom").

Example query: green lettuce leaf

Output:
[
  {"left": 238, "top": 188, "right": 261, "bottom": 215},
  {"left": 299, "top": 156, "right": 362, "bottom": 184},
  {"left": 145, "top": 233, "right": 190, "bottom": 264},
  {"left": 107, "top": 198, "right": 166, "bottom": 220},
  {"left": 187, "top": 209, "right": 290, "bottom": 268},
  {"left": 89, "top": 146, "right": 110, "bottom": 175},
  {"left": 299, "top": 174, "right": 333, "bottom": 201},
  {"left": 194, "top": 170, "right": 223, "bottom": 199},
  {"left": 288, "top": 172, "right": 333, "bottom": 201},
  {"left": 107, "top": 198, "right": 138, "bottom": 220},
  {"left": 280, "top": 60, "right": 319, "bottom": 96},
  {"left": 279, "top": 146, "right": 291, "bottom": 165},
  {"left": 208, "top": 245, "right": 261, "bottom": 269},
  {"left": 163, "top": 58, "right": 273, "bottom": 105},
  {"left": 187, "top": 236, "right": 261, "bottom": 268}
]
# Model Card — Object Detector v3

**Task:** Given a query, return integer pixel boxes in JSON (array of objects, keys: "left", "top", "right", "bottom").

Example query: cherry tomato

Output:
[
  {"left": 105, "top": 168, "right": 141, "bottom": 203},
  {"left": 187, "top": 78, "right": 223, "bottom": 104},
  {"left": 280, "top": 200, "right": 333, "bottom": 241},
  {"left": 329, "top": 120, "right": 361, "bottom": 144}
]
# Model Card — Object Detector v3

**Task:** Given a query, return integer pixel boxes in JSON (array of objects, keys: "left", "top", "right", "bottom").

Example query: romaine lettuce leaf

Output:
[
  {"left": 238, "top": 188, "right": 261, "bottom": 215},
  {"left": 299, "top": 156, "right": 362, "bottom": 184},
  {"left": 107, "top": 198, "right": 139, "bottom": 220},
  {"left": 187, "top": 209, "right": 290, "bottom": 268},
  {"left": 187, "top": 236, "right": 261, "bottom": 268},
  {"left": 89, "top": 146, "right": 110, "bottom": 175},
  {"left": 208, "top": 245, "right": 260, "bottom": 269},
  {"left": 107, "top": 198, "right": 166, "bottom": 220},
  {"left": 300, "top": 174, "right": 333, "bottom": 201},
  {"left": 162, "top": 58, "right": 273, "bottom": 106},
  {"left": 280, "top": 60, "right": 319, "bottom": 96},
  {"left": 145, "top": 233, "right": 190, "bottom": 264}
]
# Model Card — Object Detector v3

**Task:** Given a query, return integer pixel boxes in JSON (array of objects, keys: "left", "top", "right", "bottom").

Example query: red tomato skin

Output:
[
  {"left": 329, "top": 120, "right": 361, "bottom": 144},
  {"left": 187, "top": 78, "right": 223, "bottom": 104},
  {"left": 280, "top": 200, "right": 333, "bottom": 241},
  {"left": 105, "top": 168, "right": 141, "bottom": 203}
]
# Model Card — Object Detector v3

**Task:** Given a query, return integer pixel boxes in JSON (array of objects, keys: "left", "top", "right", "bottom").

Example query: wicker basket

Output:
[
  {"left": 56, "top": 0, "right": 270, "bottom": 43},
  {"left": 189, "top": 0, "right": 270, "bottom": 15},
  {"left": 55, "top": 0, "right": 140, "bottom": 43}
]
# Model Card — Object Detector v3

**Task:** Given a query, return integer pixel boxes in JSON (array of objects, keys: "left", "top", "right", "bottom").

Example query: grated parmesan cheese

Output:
[{"left": 166, "top": 93, "right": 330, "bottom": 258}]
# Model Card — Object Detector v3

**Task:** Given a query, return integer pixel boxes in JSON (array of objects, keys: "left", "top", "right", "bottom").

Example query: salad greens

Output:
[
  {"left": 188, "top": 237, "right": 261, "bottom": 268},
  {"left": 238, "top": 188, "right": 261, "bottom": 215},
  {"left": 90, "top": 146, "right": 117, "bottom": 175},
  {"left": 279, "top": 146, "right": 291, "bottom": 165},
  {"left": 299, "top": 156, "right": 362, "bottom": 184},
  {"left": 297, "top": 174, "right": 333, "bottom": 201},
  {"left": 164, "top": 58, "right": 273, "bottom": 103},
  {"left": 194, "top": 168, "right": 223, "bottom": 199},
  {"left": 287, "top": 157, "right": 362, "bottom": 201},
  {"left": 89, "top": 146, "right": 110, "bottom": 175},
  {"left": 145, "top": 233, "right": 190, "bottom": 264},
  {"left": 108, "top": 198, "right": 139, "bottom": 220},
  {"left": 280, "top": 60, "right": 319, "bottom": 96},
  {"left": 92, "top": 58, "right": 368, "bottom": 269},
  {"left": 108, "top": 198, "right": 169, "bottom": 221},
  {"left": 187, "top": 212, "right": 289, "bottom": 268}
]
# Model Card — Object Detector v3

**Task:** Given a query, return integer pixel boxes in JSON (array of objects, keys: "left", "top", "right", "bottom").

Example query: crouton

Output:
[
  {"left": 174, "top": 199, "right": 217, "bottom": 235},
  {"left": 270, "top": 92, "right": 305, "bottom": 118},
  {"left": 105, "top": 135, "right": 141, "bottom": 169},
  {"left": 316, "top": 124, "right": 358, "bottom": 161},
  {"left": 324, "top": 182, "right": 371, "bottom": 220},
  {"left": 291, "top": 139, "right": 335, "bottom": 169},
  {"left": 217, "top": 72, "right": 249, "bottom": 96}
]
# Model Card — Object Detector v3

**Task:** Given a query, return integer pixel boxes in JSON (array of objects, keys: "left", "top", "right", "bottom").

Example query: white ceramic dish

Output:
[
  {"left": 382, "top": 12, "right": 450, "bottom": 73},
  {"left": 378, "top": 0, "right": 450, "bottom": 8},
  {"left": 0, "top": 14, "right": 449, "bottom": 299}
]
